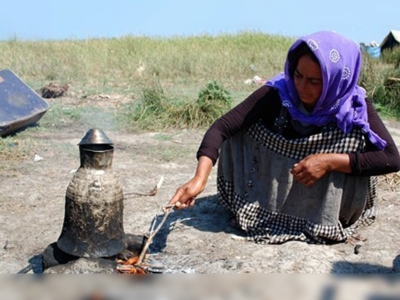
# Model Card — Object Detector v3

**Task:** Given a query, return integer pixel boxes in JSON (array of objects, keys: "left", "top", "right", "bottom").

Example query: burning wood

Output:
[
  {"left": 116, "top": 256, "right": 147, "bottom": 274},
  {"left": 116, "top": 203, "right": 173, "bottom": 274}
]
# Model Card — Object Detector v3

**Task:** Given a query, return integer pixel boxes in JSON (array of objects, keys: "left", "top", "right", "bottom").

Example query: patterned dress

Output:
[{"left": 217, "top": 117, "right": 377, "bottom": 244}]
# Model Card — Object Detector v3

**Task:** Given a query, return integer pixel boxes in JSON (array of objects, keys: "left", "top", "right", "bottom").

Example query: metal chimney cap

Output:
[{"left": 78, "top": 128, "right": 113, "bottom": 145}]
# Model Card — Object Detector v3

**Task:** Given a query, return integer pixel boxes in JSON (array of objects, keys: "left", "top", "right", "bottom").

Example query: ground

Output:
[{"left": 1, "top": 95, "right": 400, "bottom": 274}]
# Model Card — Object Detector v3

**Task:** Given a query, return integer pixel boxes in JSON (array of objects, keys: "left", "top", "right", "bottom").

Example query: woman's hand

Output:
[
  {"left": 168, "top": 177, "right": 205, "bottom": 209},
  {"left": 290, "top": 153, "right": 351, "bottom": 186},
  {"left": 168, "top": 156, "right": 213, "bottom": 209}
]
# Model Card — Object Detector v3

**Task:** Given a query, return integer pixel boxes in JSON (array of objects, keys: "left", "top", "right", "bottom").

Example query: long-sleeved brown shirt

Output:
[{"left": 197, "top": 85, "right": 400, "bottom": 176}]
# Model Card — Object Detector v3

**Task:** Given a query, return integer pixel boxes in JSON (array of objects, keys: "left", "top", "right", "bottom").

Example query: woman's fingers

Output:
[
  {"left": 168, "top": 177, "right": 204, "bottom": 209},
  {"left": 168, "top": 186, "right": 197, "bottom": 209},
  {"left": 169, "top": 187, "right": 190, "bottom": 208},
  {"left": 292, "top": 170, "right": 317, "bottom": 186},
  {"left": 188, "top": 197, "right": 196, "bottom": 207},
  {"left": 175, "top": 198, "right": 196, "bottom": 210}
]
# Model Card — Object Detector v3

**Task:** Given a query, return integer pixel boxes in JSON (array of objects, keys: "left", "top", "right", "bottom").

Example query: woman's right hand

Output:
[
  {"left": 168, "top": 177, "right": 205, "bottom": 209},
  {"left": 168, "top": 156, "right": 213, "bottom": 209}
]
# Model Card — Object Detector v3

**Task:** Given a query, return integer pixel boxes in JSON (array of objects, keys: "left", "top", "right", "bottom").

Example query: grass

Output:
[
  {"left": 0, "top": 136, "right": 30, "bottom": 162},
  {"left": 2, "top": 32, "right": 398, "bottom": 111},
  {"left": 0, "top": 132, "right": 40, "bottom": 172},
  {"left": 116, "top": 79, "right": 233, "bottom": 130},
  {"left": 0, "top": 32, "right": 293, "bottom": 93},
  {"left": 1, "top": 32, "right": 400, "bottom": 162}
]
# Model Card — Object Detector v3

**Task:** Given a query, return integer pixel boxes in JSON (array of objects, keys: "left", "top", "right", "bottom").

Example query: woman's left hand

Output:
[
  {"left": 290, "top": 154, "right": 328, "bottom": 186},
  {"left": 290, "top": 153, "right": 351, "bottom": 186}
]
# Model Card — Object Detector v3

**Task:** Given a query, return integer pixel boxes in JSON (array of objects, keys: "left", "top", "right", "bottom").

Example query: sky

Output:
[{"left": 1, "top": 0, "right": 399, "bottom": 45}]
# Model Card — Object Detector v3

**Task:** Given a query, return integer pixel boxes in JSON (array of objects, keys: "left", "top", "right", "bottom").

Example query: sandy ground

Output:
[{"left": 1, "top": 96, "right": 400, "bottom": 274}]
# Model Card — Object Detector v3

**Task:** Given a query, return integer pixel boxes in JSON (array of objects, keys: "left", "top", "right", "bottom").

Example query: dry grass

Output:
[
  {"left": 0, "top": 138, "right": 30, "bottom": 164},
  {"left": 0, "top": 32, "right": 294, "bottom": 95},
  {"left": 378, "top": 172, "right": 400, "bottom": 192}
]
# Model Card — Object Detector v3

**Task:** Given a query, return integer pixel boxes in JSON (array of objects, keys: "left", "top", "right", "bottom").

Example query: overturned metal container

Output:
[
  {"left": 0, "top": 69, "right": 49, "bottom": 137},
  {"left": 57, "top": 128, "right": 127, "bottom": 258}
]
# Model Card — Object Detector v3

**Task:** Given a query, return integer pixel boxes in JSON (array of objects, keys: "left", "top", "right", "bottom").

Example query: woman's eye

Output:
[
  {"left": 294, "top": 71, "right": 302, "bottom": 78},
  {"left": 309, "top": 79, "right": 322, "bottom": 85}
]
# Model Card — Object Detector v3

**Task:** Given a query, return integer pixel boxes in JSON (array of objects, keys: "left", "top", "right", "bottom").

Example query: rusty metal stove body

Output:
[
  {"left": 57, "top": 128, "right": 127, "bottom": 258},
  {"left": 37, "top": 129, "right": 143, "bottom": 273}
]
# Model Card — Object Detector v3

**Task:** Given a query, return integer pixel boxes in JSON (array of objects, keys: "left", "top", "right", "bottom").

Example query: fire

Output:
[{"left": 116, "top": 256, "right": 147, "bottom": 274}]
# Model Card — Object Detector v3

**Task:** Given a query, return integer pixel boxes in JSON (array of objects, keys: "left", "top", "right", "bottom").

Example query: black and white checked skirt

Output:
[{"left": 217, "top": 121, "right": 377, "bottom": 244}]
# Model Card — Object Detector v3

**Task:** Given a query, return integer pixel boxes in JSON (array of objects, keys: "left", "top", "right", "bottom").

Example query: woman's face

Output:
[{"left": 293, "top": 54, "right": 323, "bottom": 111}]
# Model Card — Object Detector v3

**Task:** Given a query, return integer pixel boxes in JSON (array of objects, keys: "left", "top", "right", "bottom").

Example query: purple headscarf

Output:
[{"left": 266, "top": 31, "right": 386, "bottom": 149}]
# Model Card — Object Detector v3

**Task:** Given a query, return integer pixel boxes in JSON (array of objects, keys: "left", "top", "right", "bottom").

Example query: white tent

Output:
[{"left": 380, "top": 30, "right": 400, "bottom": 53}]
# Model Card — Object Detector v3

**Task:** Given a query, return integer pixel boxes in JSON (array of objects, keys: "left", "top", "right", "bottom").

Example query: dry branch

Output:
[
  {"left": 137, "top": 205, "right": 173, "bottom": 265},
  {"left": 116, "top": 202, "right": 174, "bottom": 274},
  {"left": 124, "top": 176, "right": 164, "bottom": 197}
]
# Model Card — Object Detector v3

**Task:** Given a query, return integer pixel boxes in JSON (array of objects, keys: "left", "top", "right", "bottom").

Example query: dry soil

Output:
[{"left": 1, "top": 95, "right": 400, "bottom": 274}]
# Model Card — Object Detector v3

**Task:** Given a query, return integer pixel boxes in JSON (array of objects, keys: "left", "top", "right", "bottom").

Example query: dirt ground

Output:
[{"left": 1, "top": 95, "right": 400, "bottom": 274}]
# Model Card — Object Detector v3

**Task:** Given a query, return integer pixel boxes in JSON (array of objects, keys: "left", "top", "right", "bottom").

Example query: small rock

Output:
[
  {"left": 244, "top": 79, "right": 252, "bottom": 85},
  {"left": 33, "top": 154, "right": 43, "bottom": 162}
]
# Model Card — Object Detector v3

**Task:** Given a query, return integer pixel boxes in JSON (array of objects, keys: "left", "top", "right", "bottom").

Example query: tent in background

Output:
[
  {"left": 380, "top": 30, "right": 400, "bottom": 53},
  {"left": 360, "top": 42, "right": 381, "bottom": 58}
]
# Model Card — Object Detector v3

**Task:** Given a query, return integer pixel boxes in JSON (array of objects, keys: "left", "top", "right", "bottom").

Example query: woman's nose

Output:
[{"left": 297, "top": 78, "right": 307, "bottom": 92}]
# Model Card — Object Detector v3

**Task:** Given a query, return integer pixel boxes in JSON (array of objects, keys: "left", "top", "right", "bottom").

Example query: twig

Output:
[
  {"left": 124, "top": 176, "right": 164, "bottom": 197},
  {"left": 136, "top": 205, "right": 173, "bottom": 265},
  {"left": 17, "top": 264, "right": 33, "bottom": 274}
]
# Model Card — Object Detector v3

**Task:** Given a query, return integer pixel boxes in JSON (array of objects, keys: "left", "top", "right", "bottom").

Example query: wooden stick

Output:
[
  {"left": 124, "top": 176, "right": 164, "bottom": 197},
  {"left": 17, "top": 264, "right": 33, "bottom": 274},
  {"left": 136, "top": 205, "right": 173, "bottom": 265}
]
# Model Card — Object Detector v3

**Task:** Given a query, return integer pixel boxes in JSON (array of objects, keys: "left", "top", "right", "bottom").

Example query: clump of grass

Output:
[
  {"left": 118, "top": 81, "right": 170, "bottom": 130},
  {"left": 177, "top": 80, "right": 232, "bottom": 127},
  {"left": 195, "top": 80, "right": 232, "bottom": 119},
  {"left": 140, "top": 84, "right": 169, "bottom": 117},
  {"left": 117, "top": 80, "right": 232, "bottom": 130}
]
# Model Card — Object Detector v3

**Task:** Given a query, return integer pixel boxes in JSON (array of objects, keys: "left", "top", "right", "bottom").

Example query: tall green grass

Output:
[
  {"left": 1, "top": 32, "right": 400, "bottom": 131},
  {"left": 118, "top": 79, "right": 232, "bottom": 130},
  {"left": 0, "top": 32, "right": 293, "bottom": 94},
  {"left": 360, "top": 47, "right": 400, "bottom": 119}
]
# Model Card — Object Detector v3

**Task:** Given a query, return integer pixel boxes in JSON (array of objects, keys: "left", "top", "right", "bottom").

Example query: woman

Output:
[{"left": 168, "top": 31, "right": 400, "bottom": 244}]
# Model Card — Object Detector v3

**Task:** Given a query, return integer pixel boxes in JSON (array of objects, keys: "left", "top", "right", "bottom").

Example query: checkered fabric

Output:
[
  {"left": 248, "top": 121, "right": 366, "bottom": 160},
  {"left": 345, "top": 175, "right": 378, "bottom": 229},
  {"left": 218, "top": 121, "right": 378, "bottom": 244}
]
